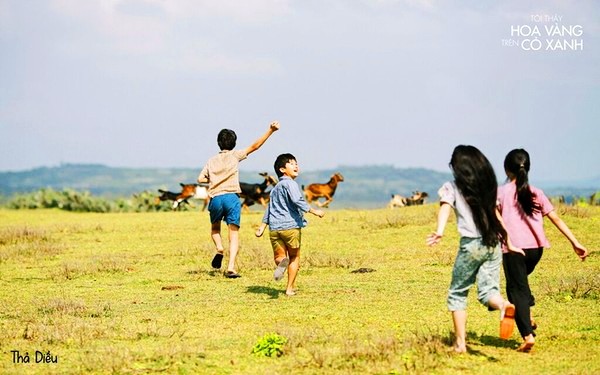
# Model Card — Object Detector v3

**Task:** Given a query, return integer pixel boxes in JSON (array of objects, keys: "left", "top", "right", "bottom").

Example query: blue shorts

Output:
[
  {"left": 447, "top": 237, "right": 501, "bottom": 311},
  {"left": 208, "top": 193, "right": 241, "bottom": 227}
]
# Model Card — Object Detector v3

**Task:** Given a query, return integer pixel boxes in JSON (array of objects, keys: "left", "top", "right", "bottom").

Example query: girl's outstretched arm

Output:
[
  {"left": 426, "top": 203, "right": 452, "bottom": 246},
  {"left": 546, "top": 211, "right": 589, "bottom": 261}
]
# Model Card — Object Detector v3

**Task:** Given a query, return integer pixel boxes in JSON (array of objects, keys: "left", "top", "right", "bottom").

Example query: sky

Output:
[{"left": 1, "top": 0, "right": 599, "bottom": 183}]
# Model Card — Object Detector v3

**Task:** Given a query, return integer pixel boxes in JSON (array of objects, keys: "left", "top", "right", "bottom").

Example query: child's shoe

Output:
[
  {"left": 274, "top": 258, "right": 289, "bottom": 281},
  {"left": 224, "top": 270, "right": 241, "bottom": 279},
  {"left": 500, "top": 302, "right": 516, "bottom": 339},
  {"left": 517, "top": 335, "right": 535, "bottom": 353},
  {"left": 211, "top": 253, "right": 223, "bottom": 269}
]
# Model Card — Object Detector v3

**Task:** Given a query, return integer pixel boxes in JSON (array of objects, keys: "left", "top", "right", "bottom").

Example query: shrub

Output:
[
  {"left": 4, "top": 188, "right": 175, "bottom": 213},
  {"left": 252, "top": 333, "right": 288, "bottom": 358},
  {"left": 7, "top": 188, "right": 112, "bottom": 212}
]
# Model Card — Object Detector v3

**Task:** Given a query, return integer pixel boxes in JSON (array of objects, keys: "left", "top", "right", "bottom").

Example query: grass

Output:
[{"left": 0, "top": 205, "right": 599, "bottom": 374}]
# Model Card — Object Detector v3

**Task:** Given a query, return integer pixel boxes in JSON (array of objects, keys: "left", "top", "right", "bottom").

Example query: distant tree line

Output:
[
  {"left": 1, "top": 188, "right": 183, "bottom": 213},
  {"left": 1, "top": 187, "right": 597, "bottom": 213}
]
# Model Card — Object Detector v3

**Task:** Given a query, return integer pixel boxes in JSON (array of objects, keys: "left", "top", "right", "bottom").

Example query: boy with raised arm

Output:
[{"left": 198, "top": 121, "right": 280, "bottom": 278}]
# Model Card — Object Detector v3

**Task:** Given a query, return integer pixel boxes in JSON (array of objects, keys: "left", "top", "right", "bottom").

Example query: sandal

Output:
[
  {"left": 517, "top": 340, "right": 535, "bottom": 353},
  {"left": 224, "top": 271, "right": 241, "bottom": 279},
  {"left": 274, "top": 257, "right": 289, "bottom": 281},
  {"left": 211, "top": 253, "right": 223, "bottom": 269},
  {"left": 500, "top": 302, "right": 516, "bottom": 339}
]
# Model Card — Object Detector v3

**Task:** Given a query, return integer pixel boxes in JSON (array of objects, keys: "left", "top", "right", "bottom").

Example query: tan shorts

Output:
[{"left": 269, "top": 228, "right": 302, "bottom": 252}]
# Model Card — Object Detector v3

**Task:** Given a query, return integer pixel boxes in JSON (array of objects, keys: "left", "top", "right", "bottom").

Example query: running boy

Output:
[
  {"left": 198, "top": 121, "right": 280, "bottom": 278},
  {"left": 256, "top": 153, "right": 324, "bottom": 296}
]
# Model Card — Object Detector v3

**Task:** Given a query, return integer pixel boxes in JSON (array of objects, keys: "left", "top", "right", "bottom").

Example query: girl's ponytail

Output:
[{"left": 504, "top": 149, "right": 540, "bottom": 216}]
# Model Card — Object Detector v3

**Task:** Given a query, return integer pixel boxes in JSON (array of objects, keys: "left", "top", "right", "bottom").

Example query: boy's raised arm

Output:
[{"left": 244, "top": 121, "right": 280, "bottom": 156}]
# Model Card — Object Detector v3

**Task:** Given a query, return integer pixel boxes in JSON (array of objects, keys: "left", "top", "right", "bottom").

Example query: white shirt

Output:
[{"left": 438, "top": 181, "right": 480, "bottom": 238}]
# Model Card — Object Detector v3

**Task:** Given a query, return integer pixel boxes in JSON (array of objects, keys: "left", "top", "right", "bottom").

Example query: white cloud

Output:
[
  {"left": 46, "top": 0, "right": 289, "bottom": 74},
  {"left": 50, "top": 0, "right": 169, "bottom": 54}
]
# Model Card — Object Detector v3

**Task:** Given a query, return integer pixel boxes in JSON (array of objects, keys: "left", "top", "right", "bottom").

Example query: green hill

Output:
[
  {"left": 0, "top": 164, "right": 450, "bottom": 208},
  {"left": 0, "top": 164, "right": 597, "bottom": 208}
]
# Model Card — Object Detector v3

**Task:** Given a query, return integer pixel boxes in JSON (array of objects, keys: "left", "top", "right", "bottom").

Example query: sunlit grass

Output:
[{"left": 0, "top": 206, "right": 598, "bottom": 374}]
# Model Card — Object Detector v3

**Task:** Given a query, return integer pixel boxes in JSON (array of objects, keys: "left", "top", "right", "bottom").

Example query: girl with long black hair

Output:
[{"left": 427, "top": 145, "right": 523, "bottom": 353}]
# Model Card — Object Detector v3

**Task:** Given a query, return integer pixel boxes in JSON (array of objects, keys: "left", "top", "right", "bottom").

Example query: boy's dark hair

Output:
[
  {"left": 217, "top": 129, "right": 237, "bottom": 151},
  {"left": 450, "top": 145, "right": 506, "bottom": 248},
  {"left": 274, "top": 153, "right": 296, "bottom": 178},
  {"left": 504, "top": 148, "right": 540, "bottom": 216}
]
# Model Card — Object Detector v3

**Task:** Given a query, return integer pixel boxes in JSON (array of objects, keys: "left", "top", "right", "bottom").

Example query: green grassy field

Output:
[{"left": 1, "top": 205, "right": 599, "bottom": 374}]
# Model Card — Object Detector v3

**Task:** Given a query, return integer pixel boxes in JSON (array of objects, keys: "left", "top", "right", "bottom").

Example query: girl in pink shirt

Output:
[{"left": 497, "top": 149, "right": 588, "bottom": 352}]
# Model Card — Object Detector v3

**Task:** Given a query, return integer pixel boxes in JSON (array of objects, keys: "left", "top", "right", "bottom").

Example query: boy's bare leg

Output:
[
  {"left": 273, "top": 245, "right": 287, "bottom": 265},
  {"left": 211, "top": 222, "right": 224, "bottom": 252},
  {"left": 452, "top": 310, "right": 467, "bottom": 353},
  {"left": 286, "top": 248, "right": 300, "bottom": 296},
  {"left": 226, "top": 224, "right": 239, "bottom": 273},
  {"left": 210, "top": 222, "right": 225, "bottom": 269}
]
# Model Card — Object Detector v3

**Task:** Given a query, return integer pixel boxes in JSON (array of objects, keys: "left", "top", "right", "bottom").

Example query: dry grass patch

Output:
[
  {"left": 52, "top": 255, "right": 134, "bottom": 280},
  {"left": 556, "top": 205, "right": 593, "bottom": 218},
  {"left": 539, "top": 270, "right": 600, "bottom": 301},
  {"left": 279, "top": 328, "right": 451, "bottom": 373},
  {"left": 0, "top": 226, "right": 64, "bottom": 261}
]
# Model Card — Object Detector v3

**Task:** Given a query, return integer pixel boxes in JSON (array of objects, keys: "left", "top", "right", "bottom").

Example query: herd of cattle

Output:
[{"left": 156, "top": 172, "right": 430, "bottom": 210}]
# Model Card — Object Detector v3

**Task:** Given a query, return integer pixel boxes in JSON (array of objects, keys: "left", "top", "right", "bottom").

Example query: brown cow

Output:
[
  {"left": 156, "top": 183, "right": 209, "bottom": 211},
  {"left": 304, "top": 173, "right": 344, "bottom": 208},
  {"left": 178, "top": 183, "right": 209, "bottom": 211}
]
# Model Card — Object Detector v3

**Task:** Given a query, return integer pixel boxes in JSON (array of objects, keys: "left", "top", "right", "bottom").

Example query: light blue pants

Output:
[{"left": 447, "top": 237, "right": 501, "bottom": 311}]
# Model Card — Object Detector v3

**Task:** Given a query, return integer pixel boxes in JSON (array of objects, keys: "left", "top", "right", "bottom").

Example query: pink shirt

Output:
[{"left": 497, "top": 182, "right": 554, "bottom": 251}]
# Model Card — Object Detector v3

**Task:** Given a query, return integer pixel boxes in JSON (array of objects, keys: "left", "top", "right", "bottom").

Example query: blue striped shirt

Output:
[{"left": 262, "top": 176, "right": 311, "bottom": 230}]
